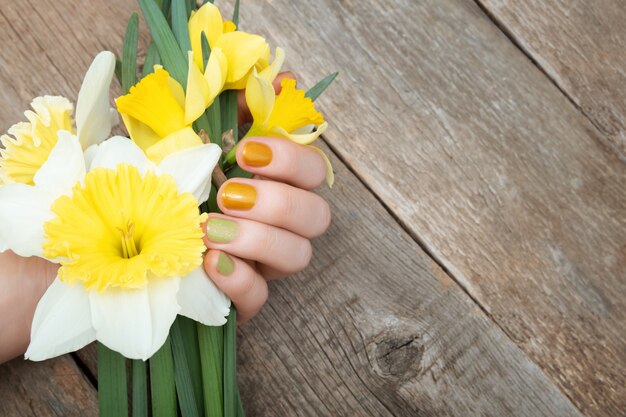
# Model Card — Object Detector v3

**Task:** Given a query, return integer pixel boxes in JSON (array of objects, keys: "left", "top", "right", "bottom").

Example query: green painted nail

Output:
[
  {"left": 217, "top": 252, "right": 235, "bottom": 276},
  {"left": 206, "top": 218, "right": 238, "bottom": 243}
]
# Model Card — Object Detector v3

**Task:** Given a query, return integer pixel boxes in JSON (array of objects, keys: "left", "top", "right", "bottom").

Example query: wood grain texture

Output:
[
  {"left": 217, "top": 0, "right": 626, "bottom": 415},
  {"left": 74, "top": 142, "right": 584, "bottom": 416},
  {"left": 0, "top": 356, "right": 98, "bottom": 416},
  {"left": 477, "top": 0, "right": 626, "bottom": 158}
]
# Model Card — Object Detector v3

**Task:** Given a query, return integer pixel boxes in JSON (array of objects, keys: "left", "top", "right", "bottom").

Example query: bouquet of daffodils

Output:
[{"left": 0, "top": 0, "right": 335, "bottom": 415}]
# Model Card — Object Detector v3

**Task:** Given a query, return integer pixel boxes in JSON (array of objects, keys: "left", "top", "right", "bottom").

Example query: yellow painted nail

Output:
[
  {"left": 242, "top": 142, "right": 273, "bottom": 167},
  {"left": 221, "top": 183, "right": 257, "bottom": 210}
]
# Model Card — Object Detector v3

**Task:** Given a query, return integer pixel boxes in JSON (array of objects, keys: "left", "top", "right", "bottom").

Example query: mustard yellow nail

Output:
[
  {"left": 242, "top": 142, "right": 273, "bottom": 167},
  {"left": 221, "top": 183, "right": 257, "bottom": 210}
]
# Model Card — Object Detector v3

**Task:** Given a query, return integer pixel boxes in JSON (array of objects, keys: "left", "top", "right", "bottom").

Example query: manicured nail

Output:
[
  {"left": 206, "top": 218, "right": 238, "bottom": 243},
  {"left": 221, "top": 182, "right": 257, "bottom": 210},
  {"left": 216, "top": 252, "right": 235, "bottom": 276},
  {"left": 242, "top": 142, "right": 273, "bottom": 167}
]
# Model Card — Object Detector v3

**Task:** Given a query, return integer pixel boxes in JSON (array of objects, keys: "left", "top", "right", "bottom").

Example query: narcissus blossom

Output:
[{"left": 0, "top": 134, "right": 229, "bottom": 360}]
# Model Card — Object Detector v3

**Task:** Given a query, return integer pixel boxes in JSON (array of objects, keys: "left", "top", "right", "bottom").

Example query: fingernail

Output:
[
  {"left": 242, "top": 142, "right": 273, "bottom": 167},
  {"left": 221, "top": 183, "right": 257, "bottom": 210},
  {"left": 216, "top": 252, "right": 235, "bottom": 276},
  {"left": 206, "top": 218, "right": 238, "bottom": 243}
]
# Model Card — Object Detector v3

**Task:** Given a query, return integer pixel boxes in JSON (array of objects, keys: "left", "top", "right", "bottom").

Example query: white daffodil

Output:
[
  {"left": 0, "top": 51, "right": 117, "bottom": 254},
  {"left": 0, "top": 133, "right": 229, "bottom": 361}
]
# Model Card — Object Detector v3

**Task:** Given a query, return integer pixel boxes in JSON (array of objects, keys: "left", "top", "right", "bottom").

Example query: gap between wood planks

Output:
[{"left": 472, "top": 0, "right": 626, "bottom": 163}]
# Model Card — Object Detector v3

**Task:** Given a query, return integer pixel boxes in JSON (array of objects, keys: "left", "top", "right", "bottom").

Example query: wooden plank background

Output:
[{"left": 0, "top": 0, "right": 624, "bottom": 416}]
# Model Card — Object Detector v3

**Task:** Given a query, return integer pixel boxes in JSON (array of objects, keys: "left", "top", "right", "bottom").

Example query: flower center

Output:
[
  {"left": 43, "top": 164, "right": 207, "bottom": 292},
  {"left": 0, "top": 96, "right": 74, "bottom": 185}
]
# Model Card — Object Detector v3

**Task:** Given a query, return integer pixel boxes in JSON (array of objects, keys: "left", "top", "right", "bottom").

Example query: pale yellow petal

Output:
[
  {"left": 308, "top": 145, "right": 334, "bottom": 188},
  {"left": 258, "top": 47, "right": 285, "bottom": 81},
  {"left": 216, "top": 31, "right": 268, "bottom": 84},
  {"left": 120, "top": 113, "right": 161, "bottom": 152},
  {"left": 245, "top": 69, "right": 275, "bottom": 127},
  {"left": 203, "top": 47, "right": 228, "bottom": 99},
  {"left": 185, "top": 51, "right": 211, "bottom": 125},
  {"left": 272, "top": 121, "right": 328, "bottom": 145},
  {"left": 223, "top": 21, "right": 236, "bottom": 33},
  {"left": 188, "top": 3, "right": 224, "bottom": 71},
  {"left": 146, "top": 127, "right": 204, "bottom": 163}
]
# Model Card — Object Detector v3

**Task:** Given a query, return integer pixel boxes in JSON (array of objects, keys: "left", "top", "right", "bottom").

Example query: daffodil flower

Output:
[
  {"left": 244, "top": 71, "right": 334, "bottom": 186},
  {"left": 0, "top": 51, "right": 117, "bottom": 186},
  {"left": 116, "top": 66, "right": 219, "bottom": 162},
  {"left": 188, "top": 2, "right": 274, "bottom": 90},
  {"left": 0, "top": 132, "right": 229, "bottom": 360}
]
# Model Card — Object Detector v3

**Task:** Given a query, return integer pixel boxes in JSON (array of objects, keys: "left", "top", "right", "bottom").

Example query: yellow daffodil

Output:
[
  {"left": 188, "top": 2, "right": 270, "bottom": 89},
  {"left": 116, "top": 67, "right": 210, "bottom": 162},
  {"left": 0, "top": 51, "right": 116, "bottom": 186},
  {"left": 0, "top": 134, "right": 229, "bottom": 360},
  {"left": 245, "top": 72, "right": 334, "bottom": 186}
]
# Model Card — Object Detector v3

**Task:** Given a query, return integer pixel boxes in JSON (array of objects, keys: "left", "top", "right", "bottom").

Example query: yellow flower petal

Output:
[
  {"left": 216, "top": 31, "right": 268, "bottom": 84},
  {"left": 308, "top": 145, "right": 334, "bottom": 188},
  {"left": 116, "top": 68, "right": 187, "bottom": 138},
  {"left": 43, "top": 164, "right": 207, "bottom": 292},
  {"left": 223, "top": 20, "right": 236, "bottom": 33},
  {"left": 258, "top": 47, "right": 285, "bottom": 82},
  {"left": 185, "top": 51, "right": 212, "bottom": 125},
  {"left": 0, "top": 96, "right": 74, "bottom": 185},
  {"left": 245, "top": 70, "right": 275, "bottom": 130},
  {"left": 204, "top": 47, "right": 228, "bottom": 99},
  {"left": 119, "top": 113, "right": 161, "bottom": 152},
  {"left": 268, "top": 78, "right": 324, "bottom": 133},
  {"left": 145, "top": 127, "right": 204, "bottom": 163},
  {"left": 188, "top": 2, "right": 224, "bottom": 71},
  {"left": 272, "top": 121, "right": 328, "bottom": 145}
]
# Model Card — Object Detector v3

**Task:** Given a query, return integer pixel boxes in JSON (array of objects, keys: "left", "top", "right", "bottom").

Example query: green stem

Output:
[
  {"left": 149, "top": 337, "right": 177, "bottom": 417},
  {"left": 197, "top": 324, "right": 224, "bottom": 417},
  {"left": 223, "top": 308, "right": 237, "bottom": 417},
  {"left": 131, "top": 360, "right": 148, "bottom": 417},
  {"left": 97, "top": 342, "right": 129, "bottom": 417}
]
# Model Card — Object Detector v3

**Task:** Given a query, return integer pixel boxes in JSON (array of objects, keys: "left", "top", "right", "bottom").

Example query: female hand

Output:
[{"left": 203, "top": 135, "right": 331, "bottom": 323}]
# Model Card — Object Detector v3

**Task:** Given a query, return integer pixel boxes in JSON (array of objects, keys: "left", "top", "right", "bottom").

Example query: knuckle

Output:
[
  {"left": 293, "top": 239, "right": 313, "bottom": 272},
  {"left": 274, "top": 188, "right": 299, "bottom": 220},
  {"left": 262, "top": 225, "right": 282, "bottom": 254}
]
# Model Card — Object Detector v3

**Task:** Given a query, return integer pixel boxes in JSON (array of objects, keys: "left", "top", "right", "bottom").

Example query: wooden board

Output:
[
  {"left": 218, "top": 0, "right": 626, "bottom": 415},
  {"left": 0, "top": 356, "right": 97, "bottom": 416},
  {"left": 73, "top": 141, "right": 583, "bottom": 416},
  {"left": 477, "top": 0, "right": 626, "bottom": 158}
]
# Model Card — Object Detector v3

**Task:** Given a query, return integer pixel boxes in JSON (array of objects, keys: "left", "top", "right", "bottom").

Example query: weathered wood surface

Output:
[
  {"left": 477, "top": 0, "right": 626, "bottom": 158},
  {"left": 224, "top": 0, "right": 626, "bottom": 416},
  {"left": 0, "top": 356, "right": 97, "bottom": 416},
  {"left": 0, "top": 0, "right": 623, "bottom": 416}
]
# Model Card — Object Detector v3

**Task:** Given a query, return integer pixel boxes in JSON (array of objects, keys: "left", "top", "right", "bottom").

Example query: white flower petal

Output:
[
  {"left": 33, "top": 130, "right": 85, "bottom": 196},
  {"left": 0, "top": 184, "right": 54, "bottom": 257},
  {"left": 83, "top": 143, "right": 99, "bottom": 171},
  {"left": 89, "top": 136, "right": 152, "bottom": 175},
  {"left": 76, "top": 51, "right": 117, "bottom": 148},
  {"left": 25, "top": 278, "right": 96, "bottom": 361},
  {"left": 90, "top": 277, "right": 181, "bottom": 360},
  {"left": 178, "top": 267, "right": 230, "bottom": 326},
  {"left": 157, "top": 144, "right": 221, "bottom": 203}
]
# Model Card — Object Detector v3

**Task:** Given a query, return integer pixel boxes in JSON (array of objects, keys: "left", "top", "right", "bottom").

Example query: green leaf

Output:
[
  {"left": 114, "top": 59, "right": 123, "bottom": 87},
  {"left": 97, "top": 342, "right": 129, "bottom": 417},
  {"left": 220, "top": 90, "right": 238, "bottom": 141},
  {"left": 178, "top": 316, "right": 204, "bottom": 414},
  {"left": 232, "top": 0, "right": 240, "bottom": 27},
  {"left": 197, "top": 323, "right": 224, "bottom": 417},
  {"left": 138, "top": 0, "right": 188, "bottom": 87},
  {"left": 200, "top": 32, "right": 223, "bottom": 147},
  {"left": 172, "top": 0, "right": 192, "bottom": 54},
  {"left": 186, "top": 0, "right": 196, "bottom": 16},
  {"left": 121, "top": 13, "right": 139, "bottom": 93},
  {"left": 171, "top": 319, "right": 201, "bottom": 417},
  {"left": 131, "top": 360, "right": 148, "bottom": 417},
  {"left": 223, "top": 308, "right": 238, "bottom": 417},
  {"left": 150, "top": 338, "right": 177, "bottom": 417},
  {"left": 305, "top": 72, "right": 339, "bottom": 101},
  {"left": 236, "top": 388, "right": 246, "bottom": 417},
  {"left": 201, "top": 32, "right": 211, "bottom": 64},
  {"left": 143, "top": 42, "right": 162, "bottom": 77}
]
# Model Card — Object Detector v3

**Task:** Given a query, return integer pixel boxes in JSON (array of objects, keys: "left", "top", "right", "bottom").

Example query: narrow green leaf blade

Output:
[
  {"left": 201, "top": 32, "right": 211, "bottom": 65},
  {"left": 172, "top": 0, "right": 192, "bottom": 54},
  {"left": 178, "top": 316, "right": 205, "bottom": 414},
  {"left": 131, "top": 360, "right": 148, "bottom": 417},
  {"left": 305, "top": 72, "right": 339, "bottom": 101},
  {"left": 114, "top": 59, "right": 123, "bottom": 87},
  {"left": 143, "top": 42, "right": 162, "bottom": 77},
  {"left": 97, "top": 342, "right": 129, "bottom": 417},
  {"left": 138, "top": 0, "right": 188, "bottom": 87},
  {"left": 121, "top": 13, "right": 139, "bottom": 93},
  {"left": 223, "top": 308, "right": 238, "bottom": 417},
  {"left": 171, "top": 319, "right": 201, "bottom": 417},
  {"left": 220, "top": 90, "right": 238, "bottom": 141},
  {"left": 197, "top": 323, "right": 224, "bottom": 417},
  {"left": 232, "top": 0, "right": 240, "bottom": 27},
  {"left": 150, "top": 338, "right": 177, "bottom": 417}
]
